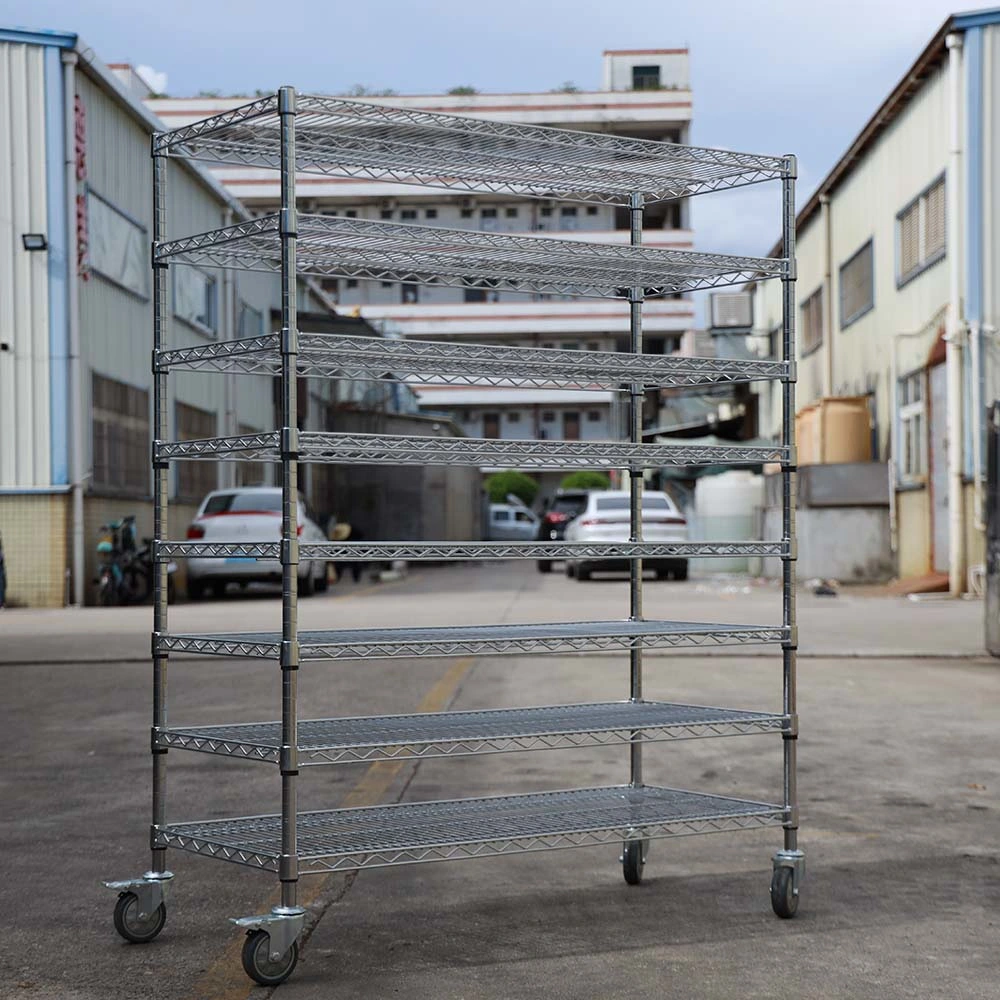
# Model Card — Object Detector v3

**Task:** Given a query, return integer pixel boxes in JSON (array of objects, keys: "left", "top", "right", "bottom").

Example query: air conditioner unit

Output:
[{"left": 709, "top": 291, "right": 753, "bottom": 331}]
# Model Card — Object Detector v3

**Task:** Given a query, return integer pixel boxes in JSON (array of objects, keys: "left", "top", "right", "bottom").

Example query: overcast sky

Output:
[{"left": 3, "top": 0, "right": 978, "bottom": 263}]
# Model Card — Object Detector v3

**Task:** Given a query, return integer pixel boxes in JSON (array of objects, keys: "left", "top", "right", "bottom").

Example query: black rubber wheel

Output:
[
  {"left": 655, "top": 568, "right": 670, "bottom": 581},
  {"left": 187, "top": 579, "right": 205, "bottom": 601},
  {"left": 537, "top": 560, "right": 552, "bottom": 574},
  {"left": 97, "top": 574, "right": 116, "bottom": 606},
  {"left": 565, "top": 562, "right": 576, "bottom": 578},
  {"left": 674, "top": 561, "right": 689, "bottom": 581},
  {"left": 300, "top": 569, "right": 316, "bottom": 597},
  {"left": 622, "top": 840, "right": 646, "bottom": 885},
  {"left": 241, "top": 929, "right": 299, "bottom": 986},
  {"left": 315, "top": 565, "right": 329, "bottom": 593},
  {"left": 113, "top": 891, "right": 166, "bottom": 943},
  {"left": 577, "top": 565, "right": 591, "bottom": 581},
  {"left": 210, "top": 581, "right": 227, "bottom": 600},
  {"left": 770, "top": 866, "right": 799, "bottom": 918}
]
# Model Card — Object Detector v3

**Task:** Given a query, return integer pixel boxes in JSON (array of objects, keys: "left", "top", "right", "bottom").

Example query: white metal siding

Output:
[{"left": 0, "top": 42, "right": 51, "bottom": 487}]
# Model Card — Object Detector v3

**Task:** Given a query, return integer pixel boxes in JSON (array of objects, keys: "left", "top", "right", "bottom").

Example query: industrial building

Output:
[
  {"left": 0, "top": 27, "right": 476, "bottom": 607},
  {"left": 751, "top": 8, "right": 1000, "bottom": 589}
]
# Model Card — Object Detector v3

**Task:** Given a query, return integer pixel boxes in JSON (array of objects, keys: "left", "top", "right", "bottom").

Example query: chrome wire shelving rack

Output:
[{"left": 107, "top": 88, "right": 803, "bottom": 987}]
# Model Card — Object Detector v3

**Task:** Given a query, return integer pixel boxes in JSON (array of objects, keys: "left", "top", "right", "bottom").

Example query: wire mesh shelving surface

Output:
[
  {"left": 157, "top": 701, "right": 789, "bottom": 765},
  {"left": 157, "top": 539, "right": 791, "bottom": 562},
  {"left": 154, "top": 214, "right": 788, "bottom": 298},
  {"left": 155, "top": 431, "right": 789, "bottom": 469},
  {"left": 156, "top": 619, "right": 789, "bottom": 661},
  {"left": 156, "top": 332, "right": 790, "bottom": 388},
  {"left": 153, "top": 784, "right": 787, "bottom": 874},
  {"left": 152, "top": 94, "right": 792, "bottom": 205}
]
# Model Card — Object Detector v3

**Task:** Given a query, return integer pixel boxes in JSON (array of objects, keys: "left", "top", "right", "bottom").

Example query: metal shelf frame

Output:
[
  {"left": 154, "top": 212, "right": 788, "bottom": 299},
  {"left": 111, "top": 85, "right": 802, "bottom": 984},
  {"left": 151, "top": 93, "right": 793, "bottom": 205},
  {"left": 155, "top": 332, "right": 791, "bottom": 388},
  {"left": 157, "top": 701, "right": 790, "bottom": 765}
]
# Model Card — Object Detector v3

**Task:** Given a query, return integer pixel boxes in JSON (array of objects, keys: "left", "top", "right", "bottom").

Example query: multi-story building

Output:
[
  {"left": 751, "top": 8, "right": 1000, "bottom": 590},
  {"left": 145, "top": 50, "right": 696, "bottom": 452}
]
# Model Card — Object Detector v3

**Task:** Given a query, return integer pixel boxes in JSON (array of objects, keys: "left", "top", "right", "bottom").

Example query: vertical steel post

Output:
[
  {"left": 628, "top": 192, "right": 644, "bottom": 787},
  {"left": 277, "top": 86, "right": 301, "bottom": 913},
  {"left": 780, "top": 159, "right": 799, "bottom": 854},
  {"left": 150, "top": 150, "right": 171, "bottom": 877}
]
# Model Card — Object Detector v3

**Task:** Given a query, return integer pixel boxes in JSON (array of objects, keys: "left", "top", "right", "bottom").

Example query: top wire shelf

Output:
[
  {"left": 154, "top": 214, "right": 787, "bottom": 299},
  {"left": 151, "top": 93, "right": 792, "bottom": 206}
]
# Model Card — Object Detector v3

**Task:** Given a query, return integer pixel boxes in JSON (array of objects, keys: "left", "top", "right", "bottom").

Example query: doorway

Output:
[
  {"left": 563, "top": 411, "right": 580, "bottom": 440},
  {"left": 929, "top": 363, "right": 949, "bottom": 574}
]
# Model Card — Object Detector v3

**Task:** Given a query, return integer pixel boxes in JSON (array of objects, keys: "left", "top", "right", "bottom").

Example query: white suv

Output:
[
  {"left": 185, "top": 487, "right": 328, "bottom": 600},
  {"left": 564, "top": 489, "right": 688, "bottom": 581}
]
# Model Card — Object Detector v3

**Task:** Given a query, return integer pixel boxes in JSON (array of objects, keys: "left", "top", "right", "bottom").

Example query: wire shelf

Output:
[
  {"left": 152, "top": 94, "right": 792, "bottom": 205},
  {"left": 155, "top": 431, "right": 789, "bottom": 469},
  {"left": 157, "top": 539, "right": 790, "bottom": 561},
  {"left": 157, "top": 701, "right": 789, "bottom": 765},
  {"left": 156, "top": 619, "right": 789, "bottom": 661},
  {"left": 155, "top": 332, "right": 790, "bottom": 389},
  {"left": 153, "top": 784, "right": 786, "bottom": 874},
  {"left": 154, "top": 214, "right": 787, "bottom": 299}
]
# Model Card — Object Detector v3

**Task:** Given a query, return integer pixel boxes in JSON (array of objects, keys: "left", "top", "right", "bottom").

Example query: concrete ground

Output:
[{"left": 1, "top": 563, "right": 997, "bottom": 999}]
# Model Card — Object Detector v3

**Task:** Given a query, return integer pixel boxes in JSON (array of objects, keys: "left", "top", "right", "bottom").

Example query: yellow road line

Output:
[{"left": 188, "top": 654, "right": 474, "bottom": 1000}]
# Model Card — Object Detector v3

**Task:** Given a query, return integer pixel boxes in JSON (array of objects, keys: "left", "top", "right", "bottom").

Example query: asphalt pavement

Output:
[{"left": 1, "top": 563, "right": 997, "bottom": 999}]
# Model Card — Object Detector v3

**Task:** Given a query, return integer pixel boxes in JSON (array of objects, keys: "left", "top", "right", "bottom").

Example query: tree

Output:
[
  {"left": 559, "top": 471, "right": 610, "bottom": 491},
  {"left": 447, "top": 86, "right": 479, "bottom": 96},
  {"left": 552, "top": 81, "right": 580, "bottom": 93},
  {"left": 484, "top": 470, "right": 538, "bottom": 506}
]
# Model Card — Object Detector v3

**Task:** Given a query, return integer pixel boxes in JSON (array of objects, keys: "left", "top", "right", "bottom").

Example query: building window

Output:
[
  {"left": 586, "top": 410, "right": 601, "bottom": 422},
  {"left": 91, "top": 373, "right": 149, "bottom": 495},
  {"left": 800, "top": 286, "right": 823, "bottom": 356},
  {"left": 380, "top": 209, "right": 393, "bottom": 220},
  {"left": 174, "top": 267, "right": 218, "bottom": 336},
  {"left": 897, "top": 370, "right": 926, "bottom": 482},
  {"left": 425, "top": 208, "right": 438, "bottom": 219},
  {"left": 381, "top": 280, "right": 394, "bottom": 287},
  {"left": 88, "top": 191, "right": 149, "bottom": 299},
  {"left": 460, "top": 208, "right": 474, "bottom": 219},
  {"left": 344, "top": 209, "right": 357, "bottom": 218},
  {"left": 505, "top": 207, "right": 518, "bottom": 218},
  {"left": 400, "top": 209, "right": 417, "bottom": 221},
  {"left": 540, "top": 206, "right": 553, "bottom": 217},
  {"left": 235, "top": 424, "right": 267, "bottom": 487},
  {"left": 632, "top": 65, "right": 661, "bottom": 90},
  {"left": 464, "top": 287, "right": 487, "bottom": 303},
  {"left": 839, "top": 239, "right": 874, "bottom": 328},
  {"left": 402, "top": 283, "right": 419, "bottom": 304},
  {"left": 346, "top": 278, "right": 358, "bottom": 288},
  {"left": 238, "top": 302, "right": 264, "bottom": 339},
  {"left": 586, "top": 206, "right": 599, "bottom": 216},
  {"left": 586, "top": 341, "right": 600, "bottom": 352},
  {"left": 542, "top": 411, "right": 555, "bottom": 422},
  {"left": 507, "top": 411, "right": 521, "bottom": 422},
  {"left": 897, "top": 176, "right": 946, "bottom": 285},
  {"left": 481, "top": 208, "right": 498, "bottom": 231},
  {"left": 176, "top": 402, "right": 217, "bottom": 502}
]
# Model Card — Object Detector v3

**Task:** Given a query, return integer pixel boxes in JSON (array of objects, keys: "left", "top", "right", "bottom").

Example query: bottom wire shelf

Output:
[{"left": 154, "top": 785, "right": 786, "bottom": 875}]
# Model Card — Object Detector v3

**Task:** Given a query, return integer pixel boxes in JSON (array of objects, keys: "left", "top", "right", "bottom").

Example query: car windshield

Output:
[
  {"left": 203, "top": 492, "right": 282, "bottom": 514},
  {"left": 595, "top": 496, "right": 672, "bottom": 511}
]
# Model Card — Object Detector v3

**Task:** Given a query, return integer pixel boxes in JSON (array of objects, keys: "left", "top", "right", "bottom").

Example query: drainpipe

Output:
[
  {"left": 62, "top": 50, "right": 84, "bottom": 607},
  {"left": 946, "top": 32, "right": 968, "bottom": 595},
  {"left": 820, "top": 193, "right": 834, "bottom": 402}
]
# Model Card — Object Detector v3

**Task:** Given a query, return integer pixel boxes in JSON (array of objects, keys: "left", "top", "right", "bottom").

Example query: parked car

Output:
[
  {"left": 488, "top": 502, "right": 539, "bottom": 541},
  {"left": 536, "top": 489, "right": 590, "bottom": 573},
  {"left": 185, "top": 487, "right": 328, "bottom": 600},
  {"left": 564, "top": 490, "right": 688, "bottom": 581}
]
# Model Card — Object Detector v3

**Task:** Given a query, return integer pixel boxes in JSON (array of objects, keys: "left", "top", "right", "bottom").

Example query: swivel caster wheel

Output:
[
  {"left": 770, "top": 865, "right": 799, "bottom": 919},
  {"left": 621, "top": 839, "right": 648, "bottom": 885},
  {"left": 113, "top": 891, "right": 167, "bottom": 943},
  {"left": 242, "top": 928, "right": 300, "bottom": 986}
]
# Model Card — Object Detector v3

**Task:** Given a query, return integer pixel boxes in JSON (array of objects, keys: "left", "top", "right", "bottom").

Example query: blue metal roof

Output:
[{"left": 0, "top": 26, "right": 77, "bottom": 48}]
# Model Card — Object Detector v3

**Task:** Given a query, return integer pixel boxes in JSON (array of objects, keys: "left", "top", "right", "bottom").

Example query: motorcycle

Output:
[{"left": 96, "top": 516, "right": 177, "bottom": 606}]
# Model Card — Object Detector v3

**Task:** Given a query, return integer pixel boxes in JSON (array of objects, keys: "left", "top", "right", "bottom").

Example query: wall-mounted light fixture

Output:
[{"left": 21, "top": 233, "right": 48, "bottom": 251}]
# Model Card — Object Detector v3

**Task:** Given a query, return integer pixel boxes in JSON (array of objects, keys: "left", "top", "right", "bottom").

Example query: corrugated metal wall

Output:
[{"left": 0, "top": 41, "right": 51, "bottom": 487}]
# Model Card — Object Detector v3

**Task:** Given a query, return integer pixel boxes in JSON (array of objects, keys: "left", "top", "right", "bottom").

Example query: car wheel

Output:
[
  {"left": 577, "top": 565, "right": 591, "bottom": 582},
  {"left": 315, "top": 564, "right": 329, "bottom": 593},
  {"left": 210, "top": 581, "right": 227, "bottom": 600},
  {"left": 674, "top": 561, "right": 689, "bottom": 581},
  {"left": 537, "top": 560, "right": 552, "bottom": 574},
  {"left": 187, "top": 579, "right": 205, "bottom": 602},
  {"left": 565, "top": 562, "right": 576, "bottom": 579}
]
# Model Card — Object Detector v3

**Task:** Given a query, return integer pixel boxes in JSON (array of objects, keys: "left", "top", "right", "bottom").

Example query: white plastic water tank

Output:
[{"left": 692, "top": 471, "right": 764, "bottom": 574}]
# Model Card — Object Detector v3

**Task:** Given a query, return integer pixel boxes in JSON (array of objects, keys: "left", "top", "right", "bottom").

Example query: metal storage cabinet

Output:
[{"left": 106, "top": 89, "right": 802, "bottom": 986}]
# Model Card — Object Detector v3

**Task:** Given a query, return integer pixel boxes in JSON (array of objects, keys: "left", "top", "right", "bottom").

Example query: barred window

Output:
[
  {"left": 800, "top": 286, "right": 824, "bottom": 355},
  {"left": 839, "top": 239, "right": 874, "bottom": 328},
  {"left": 897, "top": 370, "right": 926, "bottom": 481},
  {"left": 91, "top": 373, "right": 149, "bottom": 495},
  {"left": 897, "top": 177, "right": 946, "bottom": 284},
  {"left": 176, "top": 402, "right": 217, "bottom": 502}
]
